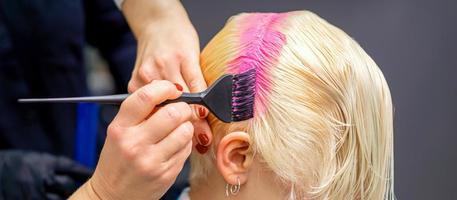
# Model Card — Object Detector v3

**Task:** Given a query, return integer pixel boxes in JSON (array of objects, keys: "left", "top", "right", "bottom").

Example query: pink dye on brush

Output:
[{"left": 228, "top": 13, "right": 287, "bottom": 116}]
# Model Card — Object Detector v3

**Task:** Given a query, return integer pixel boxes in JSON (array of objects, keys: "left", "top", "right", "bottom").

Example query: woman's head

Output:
[{"left": 192, "top": 11, "right": 393, "bottom": 199}]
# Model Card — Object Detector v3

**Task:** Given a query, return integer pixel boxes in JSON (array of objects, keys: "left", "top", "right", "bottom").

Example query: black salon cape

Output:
[
  {"left": 0, "top": 0, "right": 188, "bottom": 199},
  {"left": 0, "top": 0, "right": 135, "bottom": 156}
]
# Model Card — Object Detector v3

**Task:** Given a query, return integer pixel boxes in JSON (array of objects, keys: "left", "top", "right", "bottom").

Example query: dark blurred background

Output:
[{"left": 183, "top": 0, "right": 457, "bottom": 199}]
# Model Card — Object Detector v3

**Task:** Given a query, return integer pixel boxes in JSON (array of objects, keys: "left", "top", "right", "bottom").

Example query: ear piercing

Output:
[{"left": 225, "top": 176, "right": 241, "bottom": 197}]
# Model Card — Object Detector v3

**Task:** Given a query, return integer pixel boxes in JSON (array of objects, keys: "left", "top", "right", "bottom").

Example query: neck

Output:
[{"left": 189, "top": 161, "right": 289, "bottom": 200}]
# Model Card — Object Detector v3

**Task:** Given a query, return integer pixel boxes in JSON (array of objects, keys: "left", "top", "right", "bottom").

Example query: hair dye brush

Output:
[{"left": 18, "top": 69, "right": 256, "bottom": 123}]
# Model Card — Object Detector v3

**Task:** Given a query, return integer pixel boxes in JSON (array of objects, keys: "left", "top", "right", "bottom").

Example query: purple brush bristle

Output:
[{"left": 231, "top": 69, "right": 256, "bottom": 121}]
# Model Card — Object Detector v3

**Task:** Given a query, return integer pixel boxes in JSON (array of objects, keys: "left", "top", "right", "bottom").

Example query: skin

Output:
[
  {"left": 70, "top": 80, "right": 195, "bottom": 200},
  {"left": 71, "top": 1, "right": 215, "bottom": 198},
  {"left": 189, "top": 132, "right": 292, "bottom": 200},
  {"left": 121, "top": 0, "right": 213, "bottom": 153}
]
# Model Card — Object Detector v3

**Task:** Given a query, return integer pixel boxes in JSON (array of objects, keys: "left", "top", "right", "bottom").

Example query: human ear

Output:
[{"left": 216, "top": 131, "right": 253, "bottom": 185}]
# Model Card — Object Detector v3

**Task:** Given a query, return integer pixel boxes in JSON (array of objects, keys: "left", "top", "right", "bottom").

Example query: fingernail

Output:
[
  {"left": 197, "top": 134, "right": 209, "bottom": 146},
  {"left": 174, "top": 83, "right": 183, "bottom": 91},
  {"left": 195, "top": 144, "right": 208, "bottom": 154},
  {"left": 198, "top": 107, "right": 206, "bottom": 118}
]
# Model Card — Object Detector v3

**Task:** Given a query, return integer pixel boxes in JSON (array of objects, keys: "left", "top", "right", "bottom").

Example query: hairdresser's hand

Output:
[
  {"left": 77, "top": 81, "right": 194, "bottom": 200},
  {"left": 122, "top": 0, "right": 212, "bottom": 154}
]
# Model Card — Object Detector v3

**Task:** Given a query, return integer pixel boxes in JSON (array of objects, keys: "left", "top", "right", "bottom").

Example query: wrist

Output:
[
  {"left": 122, "top": 0, "right": 189, "bottom": 38},
  {"left": 69, "top": 179, "right": 102, "bottom": 200},
  {"left": 90, "top": 171, "right": 123, "bottom": 200}
]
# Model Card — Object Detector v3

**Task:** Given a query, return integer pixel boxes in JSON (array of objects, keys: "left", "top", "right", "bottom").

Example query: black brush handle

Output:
[
  {"left": 18, "top": 94, "right": 129, "bottom": 104},
  {"left": 18, "top": 74, "right": 235, "bottom": 123},
  {"left": 162, "top": 92, "right": 205, "bottom": 105},
  {"left": 18, "top": 93, "right": 206, "bottom": 106}
]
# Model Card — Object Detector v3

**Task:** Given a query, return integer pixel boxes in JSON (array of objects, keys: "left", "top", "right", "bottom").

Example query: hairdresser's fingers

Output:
[
  {"left": 115, "top": 81, "right": 181, "bottom": 126},
  {"left": 188, "top": 99, "right": 212, "bottom": 150},
  {"left": 140, "top": 102, "right": 192, "bottom": 143},
  {"left": 154, "top": 121, "right": 193, "bottom": 161},
  {"left": 128, "top": 58, "right": 162, "bottom": 93},
  {"left": 163, "top": 66, "right": 189, "bottom": 93},
  {"left": 170, "top": 141, "right": 193, "bottom": 169},
  {"left": 180, "top": 59, "right": 209, "bottom": 113},
  {"left": 162, "top": 141, "right": 192, "bottom": 178},
  {"left": 144, "top": 141, "right": 191, "bottom": 186},
  {"left": 181, "top": 55, "right": 207, "bottom": 93},
  {"left": 128, "top": 42, "right": 152, "bottom": 93},
  {"left": 181, "top": 58, "right": 213, "bottom": 148},
  {"left": 193, "top": 119, "right": 213, "bottom": 152}
]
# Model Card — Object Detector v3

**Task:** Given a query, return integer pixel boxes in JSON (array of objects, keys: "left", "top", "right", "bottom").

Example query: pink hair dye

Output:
[{"left": 228, "top": 13, "right": 287, "bottom": 116}]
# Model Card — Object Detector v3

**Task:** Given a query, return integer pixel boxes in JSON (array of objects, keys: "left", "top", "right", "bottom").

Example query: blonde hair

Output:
[{"left": 191, "top": 11, "right": 394, "bottom": 200}]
